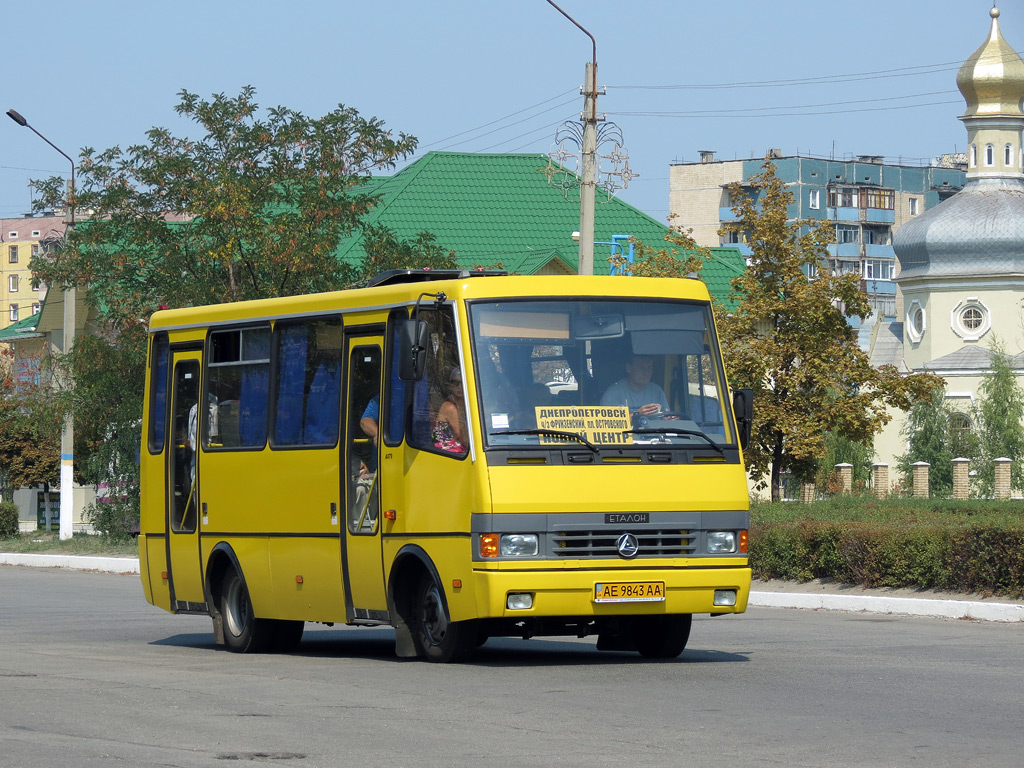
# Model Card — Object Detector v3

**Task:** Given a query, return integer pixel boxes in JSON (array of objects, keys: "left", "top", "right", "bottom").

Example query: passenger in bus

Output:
[
  {"left": 433, "top": 367, "right": 467, "bottom": 453},
  {"left": 600, "top": 354, "right": 669, "bottom": 417},
  {"left": 360, "top": 396, "right": 379, "bottom": 445}
]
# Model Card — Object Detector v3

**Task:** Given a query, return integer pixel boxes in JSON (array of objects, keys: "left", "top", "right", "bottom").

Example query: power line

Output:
[
  {"left": 611, "top": 90, "right": 962, "bottom": 118},
  {"left": 417, "top": 89, "right": 577, "bottom": 150},
  {"left": 607, "top": 57, "right": 986, "bottom": 90},
  {"left": 611, "top": 99, "right": 962, "bottom": 119}
]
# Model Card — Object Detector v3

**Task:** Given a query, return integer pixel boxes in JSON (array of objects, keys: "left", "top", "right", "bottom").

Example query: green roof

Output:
[
  {"left": 0, "top": 311, "right": 42, "bottom": 341},
  {"left": 339, "top": 152, "right": 744, "bottom": 301}
]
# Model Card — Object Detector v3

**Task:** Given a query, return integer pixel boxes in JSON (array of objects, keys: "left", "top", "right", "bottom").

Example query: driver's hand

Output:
[{"left": 636, "top": 403, "right": 661, "bottom": 416}]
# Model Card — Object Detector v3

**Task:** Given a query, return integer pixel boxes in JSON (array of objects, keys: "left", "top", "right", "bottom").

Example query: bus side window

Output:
[
  {"left": 407, "top": 306, "right": 467, "bottom": 457},
  {"left": 273, "top": 318, "right": 342, "bottom": 447},
  {"left": 148, "top": 333, "right": 169, "bottom": 453},
  {"left": 206, "top": 326, "right": 270, "bottom": 449},
  {"left": 384, "top": 312, "right": 407, "bottom": 446}
]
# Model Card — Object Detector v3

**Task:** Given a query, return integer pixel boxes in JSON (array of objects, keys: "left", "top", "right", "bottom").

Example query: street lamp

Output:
[
  {"left": 547, "top": 0, "right": 598, "bottom": 275},
  {"left": 6, "top": 108, "right": 77, "bottom": 541}
]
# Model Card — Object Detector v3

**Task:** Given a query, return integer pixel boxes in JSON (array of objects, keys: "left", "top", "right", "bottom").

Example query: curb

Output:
[
  {"left": 749, "top": 590, "right": 1024, "bottom": 623},
  {"left": 0, "top": 553, "right": 140, "bottom": 574},
  {"left": 4, "top": 555, "right": 1021, "bottom": 623}
]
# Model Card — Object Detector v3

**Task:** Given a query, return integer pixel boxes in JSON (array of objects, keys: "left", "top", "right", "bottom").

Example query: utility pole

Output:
[
  {"left": 547, "top": 0, "right": 598, "bottom": 275},
  {"left": 578, "top": 60, "right": 597, "bottom": 275}
]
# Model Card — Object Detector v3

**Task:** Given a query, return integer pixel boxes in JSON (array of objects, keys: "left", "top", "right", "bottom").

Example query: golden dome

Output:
[{"left": 957, "top": 7, "right": 1024, "bottom": 118}]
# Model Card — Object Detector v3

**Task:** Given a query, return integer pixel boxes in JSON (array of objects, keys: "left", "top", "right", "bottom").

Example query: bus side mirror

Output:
[
  {"left": 732, "top": 388, "right": 754, "bottom": 449},
  {"left": 398, "top": 319, "right": 430, "bottom": 381}
]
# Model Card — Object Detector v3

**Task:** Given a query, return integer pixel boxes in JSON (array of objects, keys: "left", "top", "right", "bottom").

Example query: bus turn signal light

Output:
[
  {"left": 739, "top": 530, "right": 749, "bottom": 554},
  {"left": 480, "top": 534, "right": 499, "bottom": 557}
]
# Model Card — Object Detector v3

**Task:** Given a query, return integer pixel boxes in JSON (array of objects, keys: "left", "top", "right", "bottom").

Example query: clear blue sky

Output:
[{"left": 3, "top": 0, "right": 1019, "bottom": 224}]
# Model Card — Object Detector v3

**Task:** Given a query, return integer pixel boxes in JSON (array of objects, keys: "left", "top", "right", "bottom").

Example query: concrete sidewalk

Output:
[{"left": 3, "top": 553, "right": 1023, "bottom": 623}]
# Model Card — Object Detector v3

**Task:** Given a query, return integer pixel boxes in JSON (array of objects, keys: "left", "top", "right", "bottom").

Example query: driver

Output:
[{"left": 600, "top": 354, "right": 669, "bottom": 417}]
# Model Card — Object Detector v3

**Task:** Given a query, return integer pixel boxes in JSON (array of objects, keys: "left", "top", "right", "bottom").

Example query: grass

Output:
[{"left": 0, "top": 532, "right": 138, "bottom": 557}]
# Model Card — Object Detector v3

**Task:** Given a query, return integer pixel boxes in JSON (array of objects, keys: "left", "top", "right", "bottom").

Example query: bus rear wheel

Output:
[
  {"left": 413, "top": 575, "right": 475, "bottom": 663},
  {"left": 632, "top": 614, "right": 692, "bottom": 659},
  {"left": 220, "top": 568, "right": 274, "bottom": 653}
]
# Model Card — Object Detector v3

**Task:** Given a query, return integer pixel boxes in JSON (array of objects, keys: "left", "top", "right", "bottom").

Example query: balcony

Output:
[
  {"left": 864, "top": 208, "right": 895, "bottom": 224},
  {"left": 826, "top": 206, "right": 859, "bottom": 222},
  {"left": 865, "top": 244, "right": 895, "bottom": 259}
]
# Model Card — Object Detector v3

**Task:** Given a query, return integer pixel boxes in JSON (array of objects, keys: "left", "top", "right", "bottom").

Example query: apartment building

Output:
[
  {"left": 669, "top": 152, "right": 966, "bottom": 320},
  {"left": 0, "top": 214, "right": 60, "bottom": 330}
]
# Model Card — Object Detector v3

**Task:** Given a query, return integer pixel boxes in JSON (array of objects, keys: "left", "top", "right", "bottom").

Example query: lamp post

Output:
[
  {"left": 6, "top": 108, "right": 76, "bottom": 541},
  {"left": 547, "top": 0, "right": 598, "bottom": 275}
]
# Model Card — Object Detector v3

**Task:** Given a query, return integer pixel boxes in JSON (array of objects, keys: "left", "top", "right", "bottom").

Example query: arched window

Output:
[
  {"left": 985, "top": 144, "right": 994, "bottom": 167},
  {"left": 970, "top": 144, "right": 977, "bottom": 167},
  {"left": 1006, "top": 144, "right": 1014, "bottom": 167}
]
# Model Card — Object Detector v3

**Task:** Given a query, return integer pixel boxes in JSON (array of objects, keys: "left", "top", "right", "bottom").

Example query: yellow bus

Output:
[{"left": 139, "top": 270, "right": 753, "bottom": 662}]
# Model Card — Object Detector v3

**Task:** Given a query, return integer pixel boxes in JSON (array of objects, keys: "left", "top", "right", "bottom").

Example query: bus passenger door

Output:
[
  {"left": 342, "top": 337, "right": 388, "bottom": 621},
  {"left": 166, "top": 351, "right": 206, "bottom": 610}
]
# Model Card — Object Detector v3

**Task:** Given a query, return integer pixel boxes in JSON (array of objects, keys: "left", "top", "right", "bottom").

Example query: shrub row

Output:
[
  {"left": 749, "top": 520, "right": 1024, "bottom": 598},
  {"left": 0, "top": 501, "right": 19, "bottom": 539}
]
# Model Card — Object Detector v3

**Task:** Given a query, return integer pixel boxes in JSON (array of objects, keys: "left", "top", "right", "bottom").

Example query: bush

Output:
[
  {"left": 0, "top": 501, "right": 19, "bottom": 539},
  {"left": 749, "top": 498, "right": 1024, "bottom": 598}
]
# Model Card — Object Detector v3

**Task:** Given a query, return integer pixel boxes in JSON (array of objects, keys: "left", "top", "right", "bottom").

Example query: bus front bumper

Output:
[{"left": 469, "top": 564, "right": 751, "bottom": 620}]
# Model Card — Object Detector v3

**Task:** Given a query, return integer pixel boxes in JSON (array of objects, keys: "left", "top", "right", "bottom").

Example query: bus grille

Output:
[{"left": 553, "top": 530, "right": 695, "bottom": 558}]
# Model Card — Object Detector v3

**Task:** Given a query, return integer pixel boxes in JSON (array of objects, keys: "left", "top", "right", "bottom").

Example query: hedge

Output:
[
  {"left": 0, "top": 501, "right": 19, "bottom": 539},
  {"left": 750, "top": 515, "right": 1024, "bottom": 598}
]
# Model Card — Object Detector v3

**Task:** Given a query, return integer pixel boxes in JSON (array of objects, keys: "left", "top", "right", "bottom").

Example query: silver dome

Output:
[{"left": 894, "top": 178, "right": 1024, "bottom": 280}]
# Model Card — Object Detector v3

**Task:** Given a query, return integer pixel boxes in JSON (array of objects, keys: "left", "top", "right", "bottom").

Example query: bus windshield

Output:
[{"left": 468, "top": 298, "right": 734, "bottom": 450}]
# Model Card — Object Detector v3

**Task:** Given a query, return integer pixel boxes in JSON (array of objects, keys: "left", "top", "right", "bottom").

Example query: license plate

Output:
[{"left": 594, "top": 581, "right": 665, "bottom": 603}]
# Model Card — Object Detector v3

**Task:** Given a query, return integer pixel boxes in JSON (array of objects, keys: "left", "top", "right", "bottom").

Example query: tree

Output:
[
  {"left": 972, "top": 338, "right": 1024, "bottom": 496},
  {"left": 715, "top": 159, "right": 941, "bottom": 501},
  {"left": 611, "top": 217, "right": 711, "bottom": 278},
  {"left": 358, "top": 225, "right": 459, "bottom": 283},
  {"left": 0, "top": 350, "right": 62, "bottom": 497},
  {"left": 25, "top": 87, "right": 421, "bottom": 534},
  {"left": 817, "top": 431, "right": 874, "bottom": 493},
  {"left": 30, "top": 86, "right": 418, "bottom": 325},
  {"left": 897, "top": 389, "right": 958, "bottom": 497}
]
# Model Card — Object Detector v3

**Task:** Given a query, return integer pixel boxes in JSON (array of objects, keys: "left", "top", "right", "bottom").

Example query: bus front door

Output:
[
  {"left": 166, "top": 352, "right": 206, "bottom": 610},
  {"left": 342, "top": 337, "right": 388, "bottom": 622}
]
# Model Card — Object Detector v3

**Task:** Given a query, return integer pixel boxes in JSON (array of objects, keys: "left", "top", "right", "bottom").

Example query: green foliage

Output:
[
  {"left": 358, "top": 224, "right": 458, "bottom": 283},
  {"left": 23, "top": 87, "right": 422, "bottom": 536},
  {"left": 0, "top": 501, "right": 19, "bottom": 539},
  {"left": 715, "top": 159, "right": 942, "bottom": 500},
  {"left": 897, "top": 389, "right": 961, "bottom": 497},
  {"left": 29, "top": 86, "right": 418, "bottom": 326},
  {"left": 972, "top": 338, "right": 1024, "bottom": 496},
  {"left": 615, "top": 222, "right": 711, "bottom": 278},
  {"left": 817, "top": 431, "right": 874, "bottom": 491},
  {"left": 0, "top": 352, "right": 63, "bottom": 493},
  {"left": 68, "top": 330, "right": 147, "bottom": 539},
  {"left": 750, "top": 497, "right": 1024, "bottom": 597}
]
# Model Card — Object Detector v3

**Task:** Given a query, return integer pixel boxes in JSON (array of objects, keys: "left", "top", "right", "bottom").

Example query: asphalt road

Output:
[{"left": 2, "top": 566, "right": 1022, "bottom": 768}]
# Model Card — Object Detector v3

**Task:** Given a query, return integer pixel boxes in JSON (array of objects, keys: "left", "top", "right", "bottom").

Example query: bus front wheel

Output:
[
  {"left": 413, "top": 575, "right": 475, "bottom": 663},
  {"left": 220, "top": 568, "right": 274, "bottom": 653},
  {"left": 632, "top": 614, "right": 693, "bottom": 659}
]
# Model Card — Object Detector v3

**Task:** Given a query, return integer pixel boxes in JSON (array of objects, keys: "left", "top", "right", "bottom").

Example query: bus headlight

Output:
[
  {"left": 707, "top": 531, "right": 737, "bottom": 554},
  {"left": 714, "top": 590, "right": 737, "bottom": 606},
  {"left": 500, "top": 534, "right": 539, "bottom": 557}
]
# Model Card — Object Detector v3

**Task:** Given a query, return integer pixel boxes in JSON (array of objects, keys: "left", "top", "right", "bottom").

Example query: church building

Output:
[{"left": 871, "top": 6, "right": 1024, "bottom": 487}]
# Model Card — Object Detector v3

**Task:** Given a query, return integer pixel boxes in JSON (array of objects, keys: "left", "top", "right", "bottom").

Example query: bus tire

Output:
[
  {"left": 220, "top": 567, "right": 274, "bottom": 653},
  {"left": 632, "top": 614, "right": 692, "bottom": 659},
  {"left": 413, "top": 574, "right": 475, "bottom": 663}
]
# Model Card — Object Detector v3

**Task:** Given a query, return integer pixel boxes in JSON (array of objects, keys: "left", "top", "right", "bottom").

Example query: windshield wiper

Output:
[
  {"left": 491, "top": 428, "right": 600, "bottom": 454},
  {"left": 623, "top": 428, "right": 724, "bottom": 455}
]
